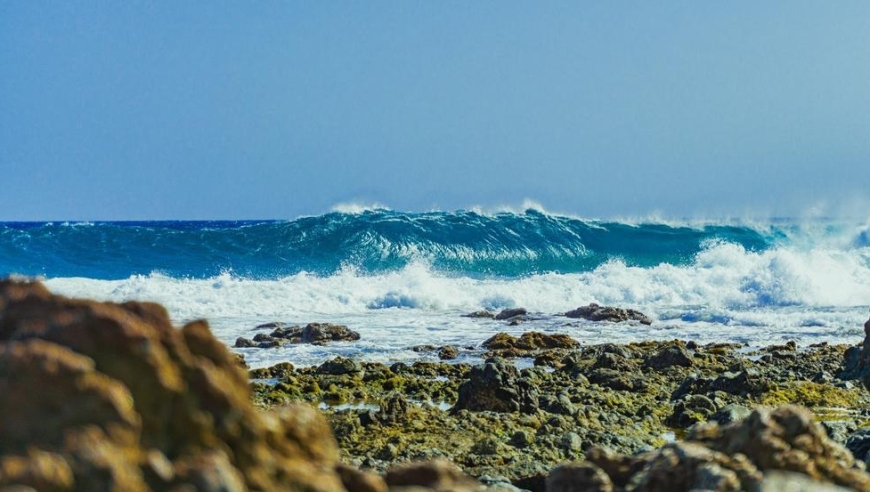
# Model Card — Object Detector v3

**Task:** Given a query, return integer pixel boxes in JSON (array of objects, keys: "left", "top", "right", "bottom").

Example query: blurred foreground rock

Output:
[{"left": 0, "top": 280, "right": 352, "bottom": 491}]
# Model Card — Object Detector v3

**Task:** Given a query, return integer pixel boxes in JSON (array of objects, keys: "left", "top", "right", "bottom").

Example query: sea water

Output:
[{"left": 2, "top": 207, "right": 869, "bottom": 369}]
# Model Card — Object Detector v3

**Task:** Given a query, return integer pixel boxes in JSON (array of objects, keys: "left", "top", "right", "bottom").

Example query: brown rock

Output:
[
  {"left": 564, "top": 303, "right": 652, "bottom": 325},
  {"left": 385, "top": 459, "right": 480, "bottom": 491},
  {"left": 301, "top": 322, "right": 361, "bottom": 344},
  {"left": 0, "top": 279, "right": 346, "bottom": 492},
  {"left": 687, "top": 405, "right": 870, "bottom": 490},
  {"left": 482, "top": 331, "right": 579, "bottom": 351}
]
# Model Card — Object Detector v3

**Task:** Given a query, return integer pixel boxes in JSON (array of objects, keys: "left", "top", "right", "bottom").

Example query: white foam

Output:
[{"left": 42, "top": 239, "right": 870, "bottom": 368}]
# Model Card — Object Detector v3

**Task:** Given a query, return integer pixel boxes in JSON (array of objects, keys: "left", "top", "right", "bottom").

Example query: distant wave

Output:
[{"left": 1, "top": 210, "right": 868, "bottom": 281}]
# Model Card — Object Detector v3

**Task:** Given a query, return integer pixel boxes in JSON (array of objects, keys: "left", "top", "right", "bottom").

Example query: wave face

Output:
[
  {"left": 3, "top": 210, "right": 870, "bottom": 367},
  {"left": 0, "top": 210, "right": 780, "bottom": 279}
]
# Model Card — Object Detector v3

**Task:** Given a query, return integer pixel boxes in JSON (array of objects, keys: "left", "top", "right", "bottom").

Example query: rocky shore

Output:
[{"left": 4, "top": 279, "right": 870, "bottom": 491}]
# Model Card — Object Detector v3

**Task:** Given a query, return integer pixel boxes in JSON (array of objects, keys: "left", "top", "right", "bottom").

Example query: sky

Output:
[{"left": 1, "top": 2, "right": 869, "bottom": 221}]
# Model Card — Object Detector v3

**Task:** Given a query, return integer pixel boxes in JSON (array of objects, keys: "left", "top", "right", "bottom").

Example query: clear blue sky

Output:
[{"left": 1, "top": 2, "right": 868, "bottom": 220}]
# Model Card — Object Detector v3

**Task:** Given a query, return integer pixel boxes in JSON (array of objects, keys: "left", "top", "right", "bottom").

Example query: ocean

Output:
[{"left": 2, "top": 207, "right": 869, "bottom": 369}]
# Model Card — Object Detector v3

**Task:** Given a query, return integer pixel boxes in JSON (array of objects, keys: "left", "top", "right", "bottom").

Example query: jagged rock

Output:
[
  {"left": 376, "top": 393, "right": 410, "bottom": 425},
  {"left": 495, "top": 308, "right": 528, "bottom": 320},
  {"left": 564, "top": 303, "right": 653, "bottom": 325},
  {"left": 453, "top": 358, "right": 539, "bottom": 414},
  {"left": 0, "top": 279, "right": 345, "bottom": 492},
  {"left": 302, "top": 322, "right": 361, "bottom": 344},
  {"left": 483, "top": 332, "right": 579, "bottom": 351},
  {"left": 645, "top": 343, "right": 694, "bottom": 370},
  {"left": 384, "top": 459, "right": 481, "bottom": 491}
]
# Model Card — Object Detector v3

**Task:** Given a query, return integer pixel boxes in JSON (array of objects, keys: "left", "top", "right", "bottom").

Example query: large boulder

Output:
[{"left": 0, "top": 279, "right": 345, "bottom": 491}]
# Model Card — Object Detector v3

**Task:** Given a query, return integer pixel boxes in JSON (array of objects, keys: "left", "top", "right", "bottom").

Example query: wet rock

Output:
[
  {"left": 453, "top": 358, "right": 539, "bottom": 414},
  {"left": 546, "top": 462, "right": 613, "bottom": 492},
  {"left": 564, "top": 303, "right": 652, "bottom": 325},
  {"left": 439, "top": 345, "right": 459, "bottom": 360},
  {"left": 0, "top": 279, "right": 346, "bottom": 492},
  {"left": 317, "top": 356, "right": 364, "bottom": 376},
  {"left": 302, "top": 322, "right": 361, "bottom": 344},
  {"left": 645, "top": 343, "right": 694, "bottom": 370},
  {"left": 483, "top": 332, "right": 578, "bottom": 351},
  {"left": 384, "top": 459, "right": 481, "bottom": 491},
  {"left": 495, "top": 307, "right": 528, "bottom": 320},
  {"left": 234, "top": 336, "right": 256, "bottom": 348},
  {"left": 462, "top": 310, "right": 495, "bottom": 319}
]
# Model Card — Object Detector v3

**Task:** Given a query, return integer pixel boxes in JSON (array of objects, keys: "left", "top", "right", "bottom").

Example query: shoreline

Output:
[{"left": 3, "top": 279, "right": 870, "bottom": 491}]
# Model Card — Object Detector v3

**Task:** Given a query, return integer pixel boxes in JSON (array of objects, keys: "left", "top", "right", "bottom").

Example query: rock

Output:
[
  {"left": 587, "top": 369, "right": 647, "bottom": 392},
  {"left": 846, "top": 427, "right": 870, "bottom": 463},
  {"left": 384, "top": 459, "right": 481, "bottom": 491},
  {"left": 711, "top": 369, "right": 762, "bottom": 396},
  {"left": 317, "top": 356, "right": 363, "bottom": 375},
  {"left": 563, "top": 303, "right": 652, "bottom": 325},
  {"left": 546, "top": 462, "right": 613, "bottom": 492},
  {"left": 336, "top": 463, "right": 388, "bottom": 492},
  {"left": 234, "top": 337, "right": 256, "bottom": 348},
  {"left": 687, "top": 405, "right": 870, "bottom": 489},
  {"left": 376, "top": 393, "right": 410, "bottom": 425},
  {"left": 483, "top": 332, "right": 579, "bottom": 351},
  {"left": 710, "top": 404, "right": 753, "bottom": 426},
  {"left": 645, "top": 343, "right": 694, "bottom": 370},
  {"left": 462, "top": 310, "right": 495, "bottom": 319},
  {"left": 627, "top": 442, "right": 762, "bottom": 492},
  {"left": 0, "top": 279, "right": 346, "bottom": 492},
  {"left": 302, "top": 322, "right": 361, "bottom": 344},
  {"left": 453, "top": 358, "right": 539, "bottom": 414},
  {"left": 495, "top": 308, "right": 528, "bottom": 320},
  {"left": 666, "top": 394, "right": 718, "bottom": 428},
  {"left": 439, "top": 345, "right": 459, "bottom": 360},
  {"left": 755, "top": 471, "right": 856, "bottom": 492}
]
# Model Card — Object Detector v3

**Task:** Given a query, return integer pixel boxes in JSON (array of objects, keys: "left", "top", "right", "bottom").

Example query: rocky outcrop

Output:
[
  {"left": 483, "top": 332, "right": 579, "bottom": 351},
  {"left": 495, "top": 308, "right": 528, "bottom": 320},
  {"left": 0, "top": 279, "right": 346, "bottom": 491},
  {"left": 235, "top": 322, "right": 360, "bottom": 348},
  {"left": 564, "top": 303, "right": 653, "bottom": 325},
  {"left": 574, "top": 405, "right": 869, "bottom": 491}
]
